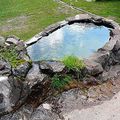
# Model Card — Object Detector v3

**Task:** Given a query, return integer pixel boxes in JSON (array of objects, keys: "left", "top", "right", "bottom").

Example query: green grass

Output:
[
  {"left": 63, "top": 0, "right": 120, "bottom": 24},
  {"left": 51, "top": 74, "right": 72, "bottom": 90},
  {"left": 0, "top": 0, "right": 119, "bottom": 41},
  {"left": 0, "top": 46, "right": 25, "bottom": 67},
  {"left": 62, "top": 56, "right": 85, "bottom": 71},
  {"left": 0, "top": 0, "right": 78, "bottom": 40}
]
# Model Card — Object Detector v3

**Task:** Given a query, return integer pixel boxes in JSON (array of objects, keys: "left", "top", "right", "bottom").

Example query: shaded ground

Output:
[{"left": 0, "top": 16, "right": 28, "bottom": 32}]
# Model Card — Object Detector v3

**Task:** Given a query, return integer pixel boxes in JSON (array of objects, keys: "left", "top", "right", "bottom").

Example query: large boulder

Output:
[
  {"left": 0, "top": 76, "right": 29, "bottom": 116},
  {"left": 0, "top": 103, "right": 59, "bottom": 120},
  {"left": 25, "top": 63, "right": 47, "bottom": 88},
  {"left": 51, "top": 88, "right": 87, "bottom": 114},
  {"left": 84, "top": 60, "right": 103, "bottom": 76},
  {"left": 101, "top": 40, "right": 120, "bottom": 71},
  {"left": 15, "top": 41, "right": 26, "bottom": 51},
  {"left": 111, "top": 40, "right": 120, "bottom": 63},
  {"left": 0, "top": 60, "right": 11, "bottom": 76},
  {"left": 101, "top": 65, "right": 120, "bottom": 81},
  {"left": 0, "top": 89, "right": 86, "bottom": 120},
  {"left": 88, "top": 51, "right": 110, "bottom": 70},
  {"left": 13, "top": 62, "right": 32, "bottom": 79},
  {"left": 30, "top": 104, "right": 60, "bottom": 120},
  {"left": 5, "top": 36, "right": 19, "bottom": 45},
  {"left": 25, "top": 63, "right": 50, "bottom": 105},
  {"left": 39, "top": 61, "right": 65, "bottom": 74},
  {"left": 0, "top": 104, "right": 33, "bottom": 120},
  {"left": 112, "top": 40, "right": 120, "bottom": 52},
  {"left": 66, "top": 14, "right": 91, "bottom": 23}
]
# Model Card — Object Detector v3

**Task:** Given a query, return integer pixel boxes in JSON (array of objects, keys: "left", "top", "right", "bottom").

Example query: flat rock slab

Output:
[
  {"left": 84, "top": 60, "right": 103, "bottom": 76},
  {"left": 40, "top": 61, "right": 65, "bottom": 73},
  {"left": 64, "top": 91, "right": 120, "bottom": 120},
  {"left": 6, "top": 36, "right": 19, "bottom": 45}
]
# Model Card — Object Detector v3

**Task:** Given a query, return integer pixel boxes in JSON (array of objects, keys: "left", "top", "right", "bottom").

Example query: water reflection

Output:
[{"left": 27, "top": 23, "right": 110, "bottom": 61}]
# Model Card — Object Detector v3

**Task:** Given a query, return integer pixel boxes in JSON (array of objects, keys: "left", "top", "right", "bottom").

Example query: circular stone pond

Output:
[{"left": 27, "top": 23, "right": 110, "bottom": 61}]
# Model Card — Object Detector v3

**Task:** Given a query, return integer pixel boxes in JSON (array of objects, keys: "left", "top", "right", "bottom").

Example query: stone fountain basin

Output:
[
  {"left": 0, "top": 14, "right": 120, "bottom": 118},
  {"left": 26, "top": 14, "right": 120, "bottom": 79}
]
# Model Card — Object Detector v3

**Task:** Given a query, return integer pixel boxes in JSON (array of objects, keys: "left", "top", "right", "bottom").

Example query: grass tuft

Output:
[
  {"left": 62, "top": 55, "right": 85, "bottom": 71},
  {"left": 0, "top": 46, "right": 25, "bottom": 67}
]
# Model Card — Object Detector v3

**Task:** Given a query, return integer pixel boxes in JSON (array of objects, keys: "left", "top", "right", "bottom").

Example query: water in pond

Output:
[{"left": 27, "top": 23, "right": 110, "bottom": 61}]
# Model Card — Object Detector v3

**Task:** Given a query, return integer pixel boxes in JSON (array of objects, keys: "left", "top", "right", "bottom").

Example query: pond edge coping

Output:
[{"left": 25, "top": 14, "right": 120, "bottom": 77}]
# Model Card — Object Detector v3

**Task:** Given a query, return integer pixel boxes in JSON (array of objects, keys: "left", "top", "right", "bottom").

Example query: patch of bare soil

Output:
[
  {"left": 55, "top": 0, "right": 80, "bottom": 15},
  {"left": 56, "top": 5, "right": 79, "bottom": 15},
  {"left": 107, "top": 16, "right": 117, "bottom": 21},
  {"left": 0, "top": 15, "right": 28, "bottom": 32}
]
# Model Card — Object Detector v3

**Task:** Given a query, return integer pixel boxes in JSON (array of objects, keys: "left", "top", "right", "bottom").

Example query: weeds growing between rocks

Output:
[
  {"left": 51, "top": 74, "right": 72, "bottom": 90},
  {"left": 62, "top": 56, "right": 85, "bottom": 71},
  {"left": 62, "top": 56, "right": 85, "bottom": 80},
  {"left": 0, "top": 46, "right": 25, "bottom": 67}
]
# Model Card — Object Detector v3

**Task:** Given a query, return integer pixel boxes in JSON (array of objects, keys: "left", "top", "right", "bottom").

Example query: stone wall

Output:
[{"left": 0, "top": 14, "right": 120, "bottom": 118}]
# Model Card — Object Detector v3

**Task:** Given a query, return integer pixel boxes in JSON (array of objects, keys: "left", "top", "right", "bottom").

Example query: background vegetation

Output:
[
  {"left": 0, "top": 0, "right": 78, "bottom": 40},
  {"left": 63, "top": 0, "right": 120, "bottom": 24},
  {"left": 0, "top": 0, "right": 119, "bottom": 41}
]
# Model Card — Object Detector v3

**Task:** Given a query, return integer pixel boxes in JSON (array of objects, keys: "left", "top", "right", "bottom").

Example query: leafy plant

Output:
[
  {"left": 51, "top": 74, "right": 72, "bottom": 90},
  {"left": 62, "top": 55, "right": 85, "bottom": 71}
]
